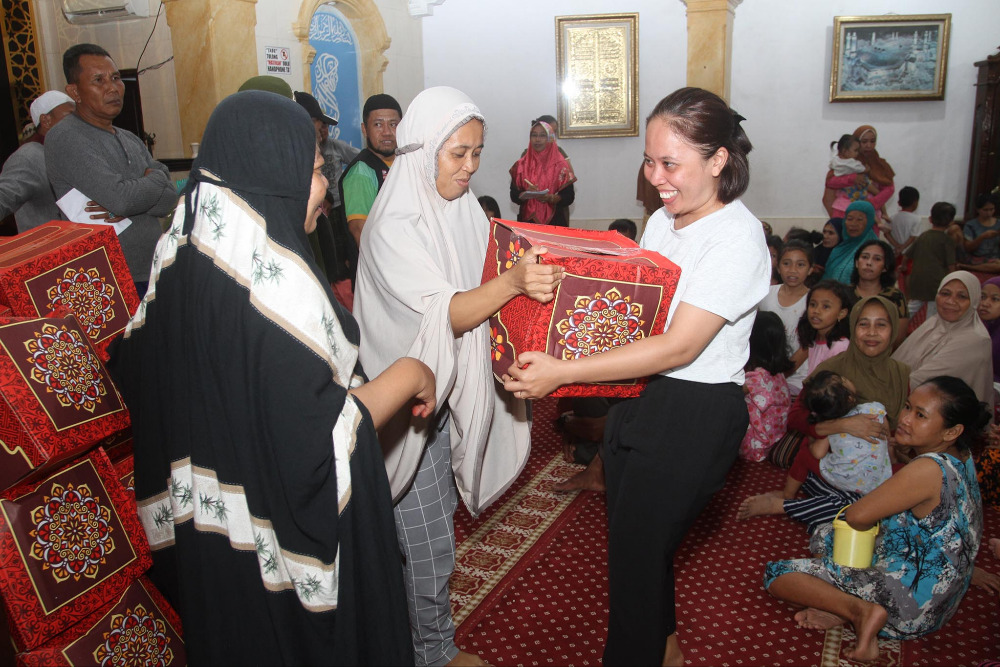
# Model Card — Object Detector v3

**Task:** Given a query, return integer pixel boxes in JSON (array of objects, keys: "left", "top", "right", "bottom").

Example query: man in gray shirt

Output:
[
  {"left": 45, "top": 43, "right": 177, "bottom": 289},
  {"left": 0, "top": 91, "right": 74, "bottom": 231}
]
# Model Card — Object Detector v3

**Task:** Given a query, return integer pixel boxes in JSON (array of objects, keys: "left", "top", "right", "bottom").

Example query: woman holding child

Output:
[
  {"left": 504, "top": 87, "right": 770, "bottom": 666},
  {"left": 765, "top": 376, "right": 986, "bottom": 662},
  {"left": 739, "top": 295, "right": 910, "bottom": 531},
  {"left": 823, "top": 125, "right": 896, "bottom": 221}
]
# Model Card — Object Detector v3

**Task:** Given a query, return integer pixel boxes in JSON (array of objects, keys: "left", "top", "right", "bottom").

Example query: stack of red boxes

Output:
[
  {"left": 0, "top": 224, "right": 185, "bottom": 665},
  {"left": 0, "top": 221, "right": 140, "bottom": 358},
  {"left": 482, "top": 219, "right": 682, "bottom": 397}
]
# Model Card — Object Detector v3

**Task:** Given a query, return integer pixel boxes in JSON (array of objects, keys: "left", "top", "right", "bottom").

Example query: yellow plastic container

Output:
[{"left": 832, "top": 505, "right": 878, "bottom": 568}]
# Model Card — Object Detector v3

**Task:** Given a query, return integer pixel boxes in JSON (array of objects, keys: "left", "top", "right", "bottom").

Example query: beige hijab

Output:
[
  {"left": 354, "top": 87, "right": 530, "bottom": 515},
  {"left": 815, "top": 295, "right": 910, "bottom": 429},
  {"left": 893, "top": 271, "right": 994, "bottom": 409}
]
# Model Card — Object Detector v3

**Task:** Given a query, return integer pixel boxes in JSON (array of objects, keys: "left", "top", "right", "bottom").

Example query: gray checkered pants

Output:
[{"left": 394, "top": 419, "right": 459, "bottom": 666}]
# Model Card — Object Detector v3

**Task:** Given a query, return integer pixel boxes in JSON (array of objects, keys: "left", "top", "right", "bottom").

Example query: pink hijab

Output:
[{"left": 509, "top": 121, "right": 575, "bottom": 225}]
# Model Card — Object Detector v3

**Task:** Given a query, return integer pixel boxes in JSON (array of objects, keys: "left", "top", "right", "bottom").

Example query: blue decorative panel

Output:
[{"left": 309, "top": 5, "right": 363, "bottom": 148}]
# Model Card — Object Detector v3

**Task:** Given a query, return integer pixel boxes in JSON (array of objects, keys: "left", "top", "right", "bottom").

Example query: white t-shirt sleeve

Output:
[{"left": 681, "top": 233, "right": 770, "bottom": 322}]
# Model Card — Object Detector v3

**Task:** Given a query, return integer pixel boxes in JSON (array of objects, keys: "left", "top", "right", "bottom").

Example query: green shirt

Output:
[
  {"left": 342, "top": 160, "right": 383, "bottom": 221},
  {"left": 906, "top": 229, "right": 957, "bottom": 301}
]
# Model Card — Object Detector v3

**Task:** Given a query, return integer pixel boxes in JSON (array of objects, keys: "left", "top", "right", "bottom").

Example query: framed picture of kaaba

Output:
[{"left": 830, "top": 14, "right": 951, "bottom": 102}]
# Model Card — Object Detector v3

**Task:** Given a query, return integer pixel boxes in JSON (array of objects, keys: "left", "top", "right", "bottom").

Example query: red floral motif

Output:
[
  {"left": 23, "top": 322, "right": 108, "bottom": 412},
  {"left": 92, "top": 603, "right": 175, "bottom": 667},
  {"left": 490, "top": 326, "right": 507, "bottom": 362},
  {"left": 504, "top": 237, "right": 526, "bottom": 270},
  {"left": 29, "top": 481, "right": 116, "bottom": 583},
  {"left": 45, "top": 267, "right": 116, "bottom": 339},
  {"left": 555, "top": 287, "right": 645, "bottom": 359}
]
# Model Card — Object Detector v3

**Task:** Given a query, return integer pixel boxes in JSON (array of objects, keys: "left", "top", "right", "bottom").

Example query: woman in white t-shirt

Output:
[{"left": 504, "top": 87, "right": 771, "bottom": 666}]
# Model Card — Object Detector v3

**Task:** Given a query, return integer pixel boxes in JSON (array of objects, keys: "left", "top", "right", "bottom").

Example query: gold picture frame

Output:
[
  {"left": 555, "top": 13, "right": 639, "bottom": 138},
  {"left": 830, "top": 14, "right": 951, "bottom": 102}
]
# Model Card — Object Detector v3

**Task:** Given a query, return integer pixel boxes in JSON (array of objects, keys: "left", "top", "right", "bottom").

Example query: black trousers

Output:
[{"left": 602, "top": 376, "right": 748, "bottom": 666}]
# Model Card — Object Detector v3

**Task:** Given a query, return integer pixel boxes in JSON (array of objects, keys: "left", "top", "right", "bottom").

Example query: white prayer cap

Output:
[{"left": 29, "top": 91, "right": 74, "bottom": 126}]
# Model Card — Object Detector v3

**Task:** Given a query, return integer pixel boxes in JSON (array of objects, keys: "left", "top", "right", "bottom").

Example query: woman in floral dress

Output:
[{"left": 764, "top": 376, "right": 986, "bottom": 662}]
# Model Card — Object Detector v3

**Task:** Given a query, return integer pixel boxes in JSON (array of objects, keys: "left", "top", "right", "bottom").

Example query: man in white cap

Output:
[{"left": 0, "top": 91, "right": 74, "bottom": 231}]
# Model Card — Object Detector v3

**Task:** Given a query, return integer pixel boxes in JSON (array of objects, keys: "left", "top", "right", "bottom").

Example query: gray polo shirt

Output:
[
  {"left": 0, "top": 141, "right": 62, "bottom": 232},
  {"left": 45, "top": 113, "right": 178, "bottom": 282}
]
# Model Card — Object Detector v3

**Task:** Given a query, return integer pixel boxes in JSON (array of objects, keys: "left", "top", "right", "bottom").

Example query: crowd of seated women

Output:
[{"left": 731, "top": 124, "right": 1000, "bottom": 661}]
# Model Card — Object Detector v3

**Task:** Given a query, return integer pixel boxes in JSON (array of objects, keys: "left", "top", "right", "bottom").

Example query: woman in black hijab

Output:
[{"left": 109, "top": 91, "right": 432, "bottom": 665}]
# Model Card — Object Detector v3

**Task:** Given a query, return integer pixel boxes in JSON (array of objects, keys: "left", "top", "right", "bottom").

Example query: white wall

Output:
[
  {"left": 733, "top": 0, "right": 1000, "bottom": 232},
  {"left": 422, "top": 0, "right": 1000, "bottom": 232},
  {"left": 421, "top": 0, "right": 687, "bottom": 225},
  {"left": 254, "top": 0, "right": 425, "bottom": 116}
]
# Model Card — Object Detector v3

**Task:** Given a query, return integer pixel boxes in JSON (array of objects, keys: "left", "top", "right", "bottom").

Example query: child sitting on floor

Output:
[
  {"left": 796, "top": 280, "right": 855, "bottom": 373},
  {"left": 740, "top": 311, "right": 794, "bottom": 462},
  {"left": 783, "top": 370, "right": 892, "bottom": 498},
  {"left": 760, "top": 240, "right": 813, "bottom": 395}
]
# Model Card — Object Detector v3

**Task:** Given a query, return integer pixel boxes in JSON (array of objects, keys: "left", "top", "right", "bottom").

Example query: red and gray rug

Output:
[{"left": 452, "top": 398, "right": 1000, "bottom": 666}]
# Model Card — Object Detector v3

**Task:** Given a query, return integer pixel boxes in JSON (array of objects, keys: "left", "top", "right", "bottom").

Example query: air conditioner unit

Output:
[{"left": 61, "top": 0, "right": 151, "bottom": 24}]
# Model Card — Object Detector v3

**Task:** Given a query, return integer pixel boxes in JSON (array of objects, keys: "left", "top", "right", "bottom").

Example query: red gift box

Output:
[
  {"left": 482, "top": 220, "right": 681, "bottom": 397},
  {"left": 0, "top": 448, "right": 153, "bottom": 651},
  {"left": 0, "top": 221, "right": 139, "bottom": 354},
  {"left": 113, "top": 453, "right": 135, "bottom": 508},
  {"left": 15, "top": 575, "right": 184, "bottom": 667},
  {"left": 99, "top": 427, "right": 134, "bottom": 466},
  {"left": 0, "top": 312, "right": 130, "bottom": 492}
]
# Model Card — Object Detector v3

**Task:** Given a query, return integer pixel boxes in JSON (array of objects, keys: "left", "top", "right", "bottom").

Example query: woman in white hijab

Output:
[
  {"left": 893, "top": 270, "right": 994, "bottom": 409},
  {"left": 354, "top": 87, "right": 562, "bottom": 667}
]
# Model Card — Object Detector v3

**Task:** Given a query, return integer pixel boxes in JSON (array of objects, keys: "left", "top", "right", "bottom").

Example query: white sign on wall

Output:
[{"left": 265, "top": 46, "right": 292, "bottom": 74}]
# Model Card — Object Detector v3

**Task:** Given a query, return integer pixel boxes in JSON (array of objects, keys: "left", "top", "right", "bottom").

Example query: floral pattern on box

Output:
[
  {"left": 0, "top": 222, "right": 138, "bottom": 353},
  {"left": 0, "top": 448, "right": 151, "bottom": 651},
  {"left": 555, "top": 285, "right": 648, "bottom": 358},
  {"left": 22, "top": 322, "right": 111, "bottom": 419},
  {"left": 482, "top": 220, "right": 681, "bottom": 397},
  {"left": 28, "top": 480, "right": 117, "bottom": 584},
  {"left": 15, "top": 576, "right": 184, "bottom": 667},
  {"left": 0, "top": 315, "right": 130, "bottom": 491},
  {"left": 39, "top": 263, "right": 116, "bottom": 341}
]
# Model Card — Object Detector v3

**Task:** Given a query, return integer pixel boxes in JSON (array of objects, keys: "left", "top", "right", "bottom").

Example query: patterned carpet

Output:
[{"left": 452, "top": 397, "right": 1000, "bottom": 666}]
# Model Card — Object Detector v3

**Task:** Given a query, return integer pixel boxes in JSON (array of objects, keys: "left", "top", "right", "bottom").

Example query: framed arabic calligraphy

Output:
[{"left": 555, "top": 13, "right": 639, "bottom": 138}]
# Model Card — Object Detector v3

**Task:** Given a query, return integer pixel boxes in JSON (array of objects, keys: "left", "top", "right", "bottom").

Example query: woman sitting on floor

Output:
[
  {"left": 822, "top": 201, "right": 879, "bottom": 284},
  {"left": 811, "top": 218, "right": 842, "bottom": 282},
  {"left": 851, "top": 239, "right": 908, "bottom": 347},
  {"left": 893, "top": 271, "right": 995, "bottom": 411},
  {"left": 764, "top": 376, "right": 986, "bottom": 663},
  {"left": 738, "top": 296, "right": 910, "bottom": 532},
  {"left": 960, "top": 193, "right": 1000, "bottom": 270}
]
